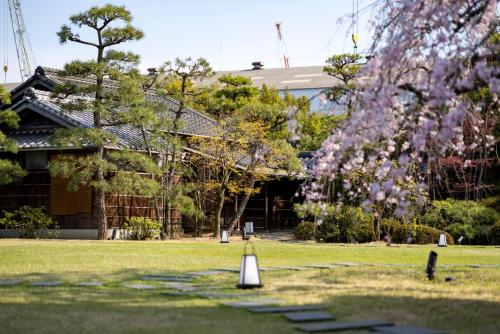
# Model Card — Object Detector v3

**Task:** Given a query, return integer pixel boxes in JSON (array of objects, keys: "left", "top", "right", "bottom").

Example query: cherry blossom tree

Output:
[{"left": 308, "top": 0, "right": 499, "bottom": 231}]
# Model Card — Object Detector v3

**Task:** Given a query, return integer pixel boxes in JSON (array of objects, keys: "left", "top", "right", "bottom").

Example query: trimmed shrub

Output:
[
  {"left": 419, "top": 199, "right": 500, "bottom": 245},
  {"left": 380, "top": 219, "right": 454, "bottom": 245},
  {"left": 123, "top": 217, "right": 161, "bottom": 240},
  {"left": 294, "top": 221, "right": 315, "bottom": 240},
  {"left": 315, "top": 206, "right": 373, "bottom": 243},
  {"left": 0, "top": 206, "right": 57, "bottom": 238},
  {"left": 315, "top": 219, "right": 340, "bottom": 243},
  {"left": 490, "top": 222, "right": 500, "bottom": 245}
]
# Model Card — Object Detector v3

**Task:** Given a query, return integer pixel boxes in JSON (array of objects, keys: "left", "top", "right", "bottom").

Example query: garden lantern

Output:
[
  {"left": 245, "top": 221, "right": 254, "bottom": 234},
  {"left": 221, "top": 229, "right": 229, "bottom": 243},
  {"left": 241, "top": 227, "right": 250, "bottom": 240},
  {"left": 426, "top": 251, "right": 438, "bottom": 280},
  {"left": 237, "top": 242, "right": 263, "bottom": 289},
  {"left": 438, "top": 233, "right": 447, "bottom": 247}
]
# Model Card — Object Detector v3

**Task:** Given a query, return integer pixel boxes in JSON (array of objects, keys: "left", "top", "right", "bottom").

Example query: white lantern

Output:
[
  {"left": 438, "top": 233, "right": 447, "bottom": 247},
  {"left": 245, "top": 221, "right": 254, "bottom": 234},
  {"left": 237, "top": 242, "right": 263, "bottom": 289},
  {"left": 221, "top": 229, "right": 229, "bottom": 243}
]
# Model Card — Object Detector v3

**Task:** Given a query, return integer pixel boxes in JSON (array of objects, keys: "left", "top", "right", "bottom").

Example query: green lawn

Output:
[{"left": 0, "top": 239, "right": 499, "bottom": 334}]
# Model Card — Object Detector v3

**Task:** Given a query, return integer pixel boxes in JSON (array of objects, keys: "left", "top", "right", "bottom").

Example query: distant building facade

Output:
[{"left": 199, "top": 63, "right": 345, "bottom": 114}]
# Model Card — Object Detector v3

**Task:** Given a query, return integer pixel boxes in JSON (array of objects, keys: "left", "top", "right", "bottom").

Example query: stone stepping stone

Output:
[
  {"left": 268, "top": 266, "right": 309, "bottom": 271},
  {"left": 187, "top": 270, "right": 225, "bottom": 276},
  {"left": 333, "top": 262, "right": 363, "bottom": 267},
  {"left": 247, "top": 304, "right": 327, "bottom": 313},
  {"left": 284, "top": 311, "right": 334, "bottom": 322},
  {"left": 223, "top": 298, "right": 283, "bottom": 308},
  {"left": 0, "top": 279, "right": 21, "bottom": 286},
  {"left": 123, "top": 283, "right": 155, "bottom": 290},
  {"left": 296, "top": 319, "right": 393, "bottom": 332},
  {"left": 160, "top": 291, "right": 189, "bottom": 296},
  {"left": 260, "top": 267, "right": 282, "bottom": 271},
  {"left": 213, "top": 268, "right": 240, "bottom": 273},
  {"left": 77, "top": 281, "right": 104, "bottom": 287},
  {"left": 304, "top": 264, "right": 337, "bottom": 269},
  {"left": 32, "top": 281, "right": 63, "bottom": 287},
  {"left": 372, "top": 325, "right": 448, "bottom": 334},
  {"left": 467, "top": 264, "right": 499, "bottom": 269},
  {"left": 159, "top": 282, "right": 198, "bottom": 291},
  {"left": 196, "top": 292, "right": 256, "bottom": 299},
  {"left": 140, "top": 275, "right": 193, "bottom": 282}
]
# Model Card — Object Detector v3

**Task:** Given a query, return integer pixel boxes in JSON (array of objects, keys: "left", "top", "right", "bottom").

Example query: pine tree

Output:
[
  {"left": 0, "top": 86, "right": 26, "bottom": 184},
  {"left": 323, "top": 53, "right": 362, "bottom": 114},
  {"left": 50, "top": 4, "right": 159, "bottom": 240}
]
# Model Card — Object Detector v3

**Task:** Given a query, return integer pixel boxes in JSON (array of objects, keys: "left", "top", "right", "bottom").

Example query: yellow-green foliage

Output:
[
  {"left": 123, "top": 217, "right": 161, "bottom": 240},
  {"left": 381, "top": 218, "right": 454, "bottom": 245},
  {"left": 294, "top": 221, "right": 315, "bottom": 240}
]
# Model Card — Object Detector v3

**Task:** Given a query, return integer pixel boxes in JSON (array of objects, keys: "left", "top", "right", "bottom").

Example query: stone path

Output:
[
  {"left": 31, "top": 281, "right": 63, "bottom": 287},
  {"left": 77, "top": 281, "right": 104, "bottom": 287},
  {"left": 372, "top": 325, "right": 448, "bottom": 334},
  {"left": 284, "top": 311, "right": 334, "bottom": 322},
  {"left": 295, "top": 319, "right": 394, "bottom": 332},
  {"left": 0, "top": 279, "right": 21, "bottom": 286},
  {"left": 247, "top": 305, "right": 327, "bottom": 313},
  {"left": 123, "top": 283, "right": 156, "bottom": 290}
]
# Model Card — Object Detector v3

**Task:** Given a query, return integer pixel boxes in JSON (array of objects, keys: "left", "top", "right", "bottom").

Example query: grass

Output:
[{"left": 0, "top": 238, "right": 499, "bottom": 334}]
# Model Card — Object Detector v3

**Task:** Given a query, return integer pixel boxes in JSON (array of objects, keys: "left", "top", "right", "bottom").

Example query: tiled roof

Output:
[
  {"left": 19, "top": 88, "right": 149, "bottom": 150},
  {"left": 7, "top": 129, "right": 56, "bottom": 149},
  {"left": 39, "top": 67, "right": 222, "bottom": 138},
  {"left": 197, "top": 65, "right": 341, "bottom": 90}
]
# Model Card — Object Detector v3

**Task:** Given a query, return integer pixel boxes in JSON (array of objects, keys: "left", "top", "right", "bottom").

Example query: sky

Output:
[{"left": 2, "top": 0, "right": 382, "bottom": 83}]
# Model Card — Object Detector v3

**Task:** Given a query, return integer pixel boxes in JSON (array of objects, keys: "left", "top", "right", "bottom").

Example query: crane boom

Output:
[
  {"left": 8, "top": 0, "right": 36, "bottom": 81},
  {"left": 275, "top": 22, "right": 289, "bottom": 68}
]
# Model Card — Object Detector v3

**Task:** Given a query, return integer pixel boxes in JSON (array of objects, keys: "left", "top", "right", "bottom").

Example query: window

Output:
[{"left": 25, "top": 151, "right": 48, "bottom": 170}]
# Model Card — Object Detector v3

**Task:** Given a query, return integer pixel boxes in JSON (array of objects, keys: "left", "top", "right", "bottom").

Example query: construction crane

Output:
[
  {"left": 351, "top": 0, "right": 359, "bottom": 54},
  {"left": 3, "top": 0, "right": 36, "bottom": 82},
  {"left": 275, "top": 22, "right": 289, "bottom": 68}
]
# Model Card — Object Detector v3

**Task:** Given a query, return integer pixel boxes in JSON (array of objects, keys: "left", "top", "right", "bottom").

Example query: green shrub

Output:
[
  {"left": 380, "top": 219, "right": 454, "bottom": 245},
  {"left": 490, "top": 222, "right": 500, "bottom": 245},
  {"left": 419, "top": 199, "right": 500, "bottom": 245},
  {"left": 428, "top": 199, "right": 500, "bottom": 227},
  {"left": 0, "top": 206, "right": 57, "bottom": 238},
  {"left": 481, "top": 195, "right": 500, "bottom": 212},
  {"left": 315, "top": 206, "right": 373, "bottom": 243},
  {"left": 315, "top": 219, "right": 340, "bottom": 243},
  {"left": 123, "top": 217, "right": 161, "bottom": 240},
  {"left": 294, "top": 221, "right": 315, "bottom": 240}
]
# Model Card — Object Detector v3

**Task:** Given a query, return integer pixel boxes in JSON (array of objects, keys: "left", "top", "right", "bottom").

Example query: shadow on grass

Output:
[
  {"left": 316, "top": 294, "right": 500, "bottom": 334},
  {"left": 0, "top": 287, "right": 293, "bottom": 334}
]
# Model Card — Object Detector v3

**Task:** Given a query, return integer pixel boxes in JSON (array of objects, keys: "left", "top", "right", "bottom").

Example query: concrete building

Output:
[{"left": 199, "top": 63, "right": 345, "bottom": 114}]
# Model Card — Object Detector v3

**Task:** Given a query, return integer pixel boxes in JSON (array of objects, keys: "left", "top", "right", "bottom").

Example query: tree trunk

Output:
[
  {"left": 162, "top": 201, "right": 171, "bottom": 240},
  {"left": 214, "top": 188, "right": 225, "bottom": 238},
  {"left": 96, "top": 186, "right": 107, "bottom": 240},
  {"left": 95, "top": 146, "right": 107, "bottom": 240},
  {"left": 227, "top": 177, "right": 256, "bottom": 235},
  {"left": 373, "top": 217, "right": 380, "bottom": 242}
]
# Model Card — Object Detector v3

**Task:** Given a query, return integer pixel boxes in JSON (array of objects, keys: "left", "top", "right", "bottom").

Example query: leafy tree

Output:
[
  {"left": 294, "top": 109, "right": 345, "bottom": 151},
  {"left": 156, "top": 57, "right": 213, "bottom": 239},
  {"left": 0, "top": 86, "right": 26, "bottom": 184},
  {"left": 308, "top": 0, "right": 499, "bottom": 220},
  {"left": 203, "top": 76, "right": 301, "bottom": 235},
  {"left": 50, "top": 4, "right": 159, "bottom": 240}
]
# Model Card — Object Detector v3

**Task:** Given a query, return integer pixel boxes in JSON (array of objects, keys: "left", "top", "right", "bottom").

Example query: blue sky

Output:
[{"left": 2, "top": 0, "right": 380, "bottom": 82}]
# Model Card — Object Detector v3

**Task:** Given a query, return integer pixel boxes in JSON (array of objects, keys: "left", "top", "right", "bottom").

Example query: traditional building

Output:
[{"left": 0, "top": 67, "right": 302, "bottom": 238}]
